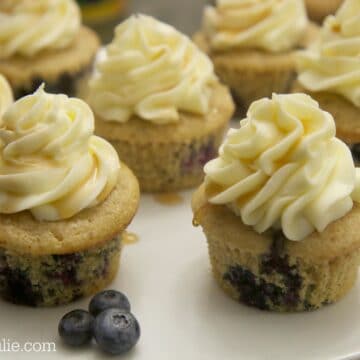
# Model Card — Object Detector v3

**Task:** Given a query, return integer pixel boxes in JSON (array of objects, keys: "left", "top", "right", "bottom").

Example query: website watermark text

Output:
[{"left": 0, "top": 338, "right": 56, "bottom": 353}]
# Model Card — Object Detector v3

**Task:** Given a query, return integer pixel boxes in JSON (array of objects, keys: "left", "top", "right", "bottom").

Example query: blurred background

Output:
[
  {"left": 77, "top": 0, "right": 345, "bottom": 42},
  {"left": 78, "top": 0, "right": 206, "bottom": 43}
]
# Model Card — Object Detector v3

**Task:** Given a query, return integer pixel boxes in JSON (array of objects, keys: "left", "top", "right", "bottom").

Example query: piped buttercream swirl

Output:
[
  {"left": 0, "top": 75, "right": 13, "bottom": 120},
  {"left": 297, "top": 0, "right": 360, "bottom": 107},
  {"left": 89, "top": 15, "right": 217, "bottom": 125},
  {"left": 0, "top": 0, "right": 81, "bottom": 59},
  {"left": 0, "top": 85, "right": 120, "bottom": 221},
  {"left": 203, "top": 0, "right": 308, "bottom": 52},
  {"left": 205, "top": 93, "right": 360, "bottom": 241}
]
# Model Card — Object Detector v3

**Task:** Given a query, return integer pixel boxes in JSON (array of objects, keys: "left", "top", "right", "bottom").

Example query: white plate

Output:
[{"left": 1, "top": 191, "right": 360, "bottom": 360}]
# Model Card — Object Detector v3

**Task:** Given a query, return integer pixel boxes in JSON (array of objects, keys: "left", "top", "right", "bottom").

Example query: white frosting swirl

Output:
[
  {"left": 203, "top": 0, "right": 308, "bottom": 52},
  {"left": 0, "top": 85, "right": 120, "bottom": 221},
  {"left": 204, "top": 93, "right": 360, "bottom": 241},
  {"left": 0, "top": 75, "right": 13, "bottom": 120},
  {"left": 297, "top": 0, "right": 360, "bottom": 107},
  {"left": 89, "top": 15, "right": 217, "bottom": 124},
  {"left": 0, "top": 0, "right": 81, "bottom": 59}
]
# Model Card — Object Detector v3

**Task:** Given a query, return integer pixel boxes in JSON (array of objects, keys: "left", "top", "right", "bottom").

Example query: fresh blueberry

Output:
[
  {"left": 89, "top": 290, "right": 131, "bottom": 316},
  {"left": 58, "top": 309, "right": 94, "bottom": 346},
  {"left": 93, "top": 309, "right": 140, "bottom": 355}
]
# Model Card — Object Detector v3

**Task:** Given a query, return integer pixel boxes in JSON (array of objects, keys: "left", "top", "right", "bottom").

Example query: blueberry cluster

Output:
[
  {"left": 223, "top": 231, "right": 305, "bottom": 311},
  {"left": 224, "top": 265, "right": 283, "bottom": 310},
  {"left": 181, "top": 137, "right": 216, "bottom": 174},
  {"left": 58, "top": 290, "right": 140, "bottom": 355}
]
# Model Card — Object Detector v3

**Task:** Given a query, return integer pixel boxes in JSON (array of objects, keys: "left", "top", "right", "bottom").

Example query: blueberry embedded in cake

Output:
[
  {"left": 193, "top": 93, "right": 360, "bottom": 312},
  {"left": 0, "top": 237, "right": 121, "bottom": 307}
]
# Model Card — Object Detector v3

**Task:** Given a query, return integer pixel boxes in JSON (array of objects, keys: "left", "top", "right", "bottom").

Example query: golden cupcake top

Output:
[
  {"left": 0, "top": 0, "right": 81, "bottom": 59},
  {"left": 204, "top": 93, "right": 360, "bottom": 241},
  {"left": 0, "top": 75, "right": 13, "bottom": 119},
  {"left": 297, "top": 0, "right": 360, "bottom": 107},
  {"left": 0, "top": 85, "right": 120, "bottom": 221},
  {"left": 88, "top": 14, "right": 218, "bottom": 125},
  {"left": 202, "top": 0, "right": 308, "bottom": 52}
]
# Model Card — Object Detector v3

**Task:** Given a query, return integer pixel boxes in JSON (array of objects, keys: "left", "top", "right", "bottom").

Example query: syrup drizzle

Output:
[
  {"left": 153, "top": 192, "right": 184, "bottom": 206},
  {"left": 122, "top": 231, "right": 139, "bottom": 245},
  {"left": 192, "top": 217, "right": 200, "bottom": 227}
]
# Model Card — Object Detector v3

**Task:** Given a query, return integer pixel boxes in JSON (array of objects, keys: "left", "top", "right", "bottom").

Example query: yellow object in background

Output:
[
  {"left": 76, "top": 0, "right": 128, "bottom": 42},
  {"left": 77, "top": 0, "right": 127, "bottom": 24}
]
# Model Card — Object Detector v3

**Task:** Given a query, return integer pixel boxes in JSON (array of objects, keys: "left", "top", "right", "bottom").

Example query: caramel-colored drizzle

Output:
[
  {"left": 122, "top": 231, "right": 139, "bottom": 245},
  {"left": 153, "top": 192, "right": 184, "bottom": 206}
]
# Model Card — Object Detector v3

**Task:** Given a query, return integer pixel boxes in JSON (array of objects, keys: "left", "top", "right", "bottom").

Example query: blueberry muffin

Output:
[
  {"left": 0, "top": 74, "right": 13, "bottom": 118},
  {"left": 86, "top": 15, "right": 234, "bottom": 192},
  {"left": 0, "top": 86, "right": 139, "bottom": 306},
  {"left": 296, "top": 0, "right": 360, "bottom": 165},
  {"left": 192, "top": 93, "right": 360, "bottom": 312},
  {"left": 305, "top": 0, "right": 344, "bottom": 23},
  {"left": 0, "top": 0, "right": 100, "bottom": 99},
  {"left": 194, "top": 0, "right": 318, "bottom": 115}
]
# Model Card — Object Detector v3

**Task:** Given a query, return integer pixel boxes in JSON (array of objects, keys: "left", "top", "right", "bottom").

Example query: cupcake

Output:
[
  {"left": 192, "top": 93, "right": 360, "bottom": 312},
  {"left": 295, "top": 0, "right": 360, "bottom": 164},
  {"left": 86, "top": 15, "right": 234, "bottom": 193},
  {"left": 0, "top": 0, "right": 100, "bottom": 99},
  {"left": 0, "top": 74, "right": 13, "bottom": 118},
  {"left": 0, "top": 85, "right": 139, "bottom": 306},
  {"left": 305, "top": 0, "right": 344, "bottom": 23},
  {"left": 194, "top": 0, "right": 318, "bottom": 114}
]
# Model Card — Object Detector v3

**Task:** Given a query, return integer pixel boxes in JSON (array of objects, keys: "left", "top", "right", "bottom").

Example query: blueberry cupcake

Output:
[
  {"left": 295, "top": 0, "right": 360, "bottom": 165},
  {"left": 194, "top": 0, "right": 318, "bottom": 114},
  {"left": 0, "top": 0, "right": 100, "bottom": 99},
  {"left": 305, "top": 0, "right": 344, "bottom": 23},
  {"left": 0, "top": 74, "right": 13, "bottom": 118},
  {"left": 0, "top": 85, "right": 139, "bottom": 306},
  {"left": 192, "top": 93, "right": 360, "bottom": 312},
  {"left": 86, "top": 15, "right": 234, "bottom": 192}
]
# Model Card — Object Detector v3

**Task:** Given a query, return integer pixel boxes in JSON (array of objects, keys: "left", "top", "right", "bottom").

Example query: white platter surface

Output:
[{"left": 1, "top": 191, "right": 359, "bottom": 360}]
